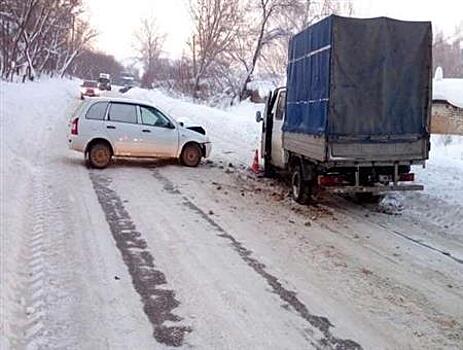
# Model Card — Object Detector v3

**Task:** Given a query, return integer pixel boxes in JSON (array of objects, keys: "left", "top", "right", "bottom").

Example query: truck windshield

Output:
[{"left": 275, "top": 91, "right": 286, "bottom": 120}]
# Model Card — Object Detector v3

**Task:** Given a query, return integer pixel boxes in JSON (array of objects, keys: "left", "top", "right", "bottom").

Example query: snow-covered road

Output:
[{"left": 1, "top": 79, "right": 462, "bottom": 349}]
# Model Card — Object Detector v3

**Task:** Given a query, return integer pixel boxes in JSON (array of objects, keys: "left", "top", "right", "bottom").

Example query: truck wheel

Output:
[
  {"left": 291, "top": 165, "right": 311, "bottom": 204},
  {"left": 88, "top": 142, "right": 112, "bottom": 169},
  {"left": 180, "top": 143, "right": 202, "bottom": 167}
]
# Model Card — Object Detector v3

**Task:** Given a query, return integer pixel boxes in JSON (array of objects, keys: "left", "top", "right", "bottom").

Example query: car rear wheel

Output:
[
  {"left": 180, "top": 143, "right": 202, "bottom": 167},
  {"left": 88, "top": 143, "right": 112, "bottom": 169}
]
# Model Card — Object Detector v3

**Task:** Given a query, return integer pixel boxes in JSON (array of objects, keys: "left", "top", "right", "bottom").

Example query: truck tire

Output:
[
  {"left": 180, "top": 143, "right": 202, "bottom": 167},
  {"left": 291, "top": 164, "right": 311, "bottom": 204},
  {"left": 88, "top": 142, "right": 112, "bottom": 169}
]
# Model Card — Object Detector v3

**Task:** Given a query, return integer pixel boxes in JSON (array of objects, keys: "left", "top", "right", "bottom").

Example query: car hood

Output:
[{"left": 179, "top": 125, "right": 210, "bottom": 143}]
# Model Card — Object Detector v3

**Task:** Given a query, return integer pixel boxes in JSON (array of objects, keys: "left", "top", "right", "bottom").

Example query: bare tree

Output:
[
  {"left": 259, "top": 0, "right": 354, "bottom": 86},
  {"left": 433, "top": 26, "right": 463, "bottom": 78},
  {"left": 232, "top": 0, "right": 298, "bottom": 100},
  {"left": 59, "top": 19, "right": 97, "bottom": 77},
  {"left": 189, "top": 0, "right": 240, "bottom": 98},
  {"left": 134, "top": 17, "right": 165, "bottom": 88},
  {"left": 0, "top": 0, "right": 96, "bottom": 81}
]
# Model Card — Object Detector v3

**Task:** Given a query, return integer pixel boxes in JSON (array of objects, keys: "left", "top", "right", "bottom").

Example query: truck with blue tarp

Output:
[{"left": 256, "top": 15, "right": 432, "bottom": 203}]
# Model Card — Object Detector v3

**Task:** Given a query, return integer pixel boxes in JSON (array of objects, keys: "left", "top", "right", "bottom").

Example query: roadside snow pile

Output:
[
  {"left": 125, "top": 87, "right": 264, "bottom": 166},
  {"left": 433, "top": 77, "right": 463, "bottom": 108},
  {"left": 0, "top": 77, "right": 78, "bottom": 347},
  {"left": 414, "top": 135, "right": 463, "bottom": 205}
]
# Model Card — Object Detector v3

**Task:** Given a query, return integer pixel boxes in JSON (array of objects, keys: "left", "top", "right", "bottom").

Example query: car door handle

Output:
[
  {"left": 142, "top": 129, "right": 151, "bottom": 133},
  {"left": 106, "top": 125, "right": 116, "bottom": 129}
]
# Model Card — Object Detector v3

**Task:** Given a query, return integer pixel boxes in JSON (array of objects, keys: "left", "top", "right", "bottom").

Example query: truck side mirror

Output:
[{"left": 255, "top": 111, "right": 263, "bottom": 123}]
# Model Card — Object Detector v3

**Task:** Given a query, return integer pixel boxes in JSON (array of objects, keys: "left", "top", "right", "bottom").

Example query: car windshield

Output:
[{"left": 83, "top": 81, "right": 97, "bottom": 87}]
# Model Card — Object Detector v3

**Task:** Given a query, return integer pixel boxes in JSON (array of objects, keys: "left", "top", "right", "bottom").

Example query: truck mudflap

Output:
[{"left": 324, "top": 184, "right": 424, "bottom": 194}]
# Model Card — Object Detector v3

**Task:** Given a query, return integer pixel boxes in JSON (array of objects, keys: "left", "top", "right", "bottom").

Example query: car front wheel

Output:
[
  {"left": 88, "top": 143, "right": 112, "bottom": 169},
  {"left": 180, "top": 143, "right": 202, "bottom": 167}
]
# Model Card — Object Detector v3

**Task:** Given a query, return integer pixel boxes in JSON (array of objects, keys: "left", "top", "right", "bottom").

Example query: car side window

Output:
[
  {"left": 86, "top": 102, "right": 108, "bottom": 120},
  {"left": 108, "top": 103, "right": 138, "bottom": 124},
  {"left": 140, "top": 105, "right": 171, "bottom": 128},
  {"left": 275, "top": 91, "right": 286, "bottom": 121}
]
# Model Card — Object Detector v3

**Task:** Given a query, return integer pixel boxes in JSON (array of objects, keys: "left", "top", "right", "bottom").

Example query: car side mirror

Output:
[
  {"left": 179, "top": 121, "right": 184, "bottom": 127},
  {"left": 255, "top": 111, "right": 263, "bottom": 123}
]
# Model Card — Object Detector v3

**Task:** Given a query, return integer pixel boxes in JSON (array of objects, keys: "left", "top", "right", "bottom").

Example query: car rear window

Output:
[
  {"left": 86, "top": 102, "right": 108, "bottom": 120},
  {"left": 108, "top": 103, "right": 138, "bottom": 124}
]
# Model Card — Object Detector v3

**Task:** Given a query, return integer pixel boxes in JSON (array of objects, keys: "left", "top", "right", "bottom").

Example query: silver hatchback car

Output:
[{"left": 68, "top": 97, "right": 211, "bottom": 168}]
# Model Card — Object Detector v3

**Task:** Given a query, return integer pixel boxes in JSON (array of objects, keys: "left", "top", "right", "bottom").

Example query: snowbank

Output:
[
  {"left": 433, "top": 77, "right": 463, "bottom": 108},
  {"left": 1, "top": 77, "right": 79, "bottom": 347},
  {"left": 414, "top": 135, "right": 463, "bottom": 205}
]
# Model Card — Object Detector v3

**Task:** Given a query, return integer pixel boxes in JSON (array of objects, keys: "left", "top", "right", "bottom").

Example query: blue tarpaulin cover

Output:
[{"left": 283, "top": 15, "right": 432, "bottom": 143}]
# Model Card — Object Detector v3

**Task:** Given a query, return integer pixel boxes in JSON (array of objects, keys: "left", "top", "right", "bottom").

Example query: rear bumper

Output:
[
  {"left": 68, "top": 135, "right": 85, "bottom": 152},
  {"left": 324, "top": 184, "right": 424, "bottom": 194}
]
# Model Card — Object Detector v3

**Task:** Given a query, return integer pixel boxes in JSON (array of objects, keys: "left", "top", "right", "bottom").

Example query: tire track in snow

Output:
[
  {"left": 89, "top": 171, "right": 191, "bottom": 347},
  {"left": 16, "top": 176, "right": 77, "bottom": 350},
  {"left": 151, "top": 169, "right": 362, "bottom": 350},
  {"left": 331, "top": 198, "right": 463, "bottom": 265}
]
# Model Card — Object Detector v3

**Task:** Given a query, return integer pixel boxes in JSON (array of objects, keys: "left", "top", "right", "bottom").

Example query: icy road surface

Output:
[{"left": 1, "top": 79, "right": 462, "bottom": 349}]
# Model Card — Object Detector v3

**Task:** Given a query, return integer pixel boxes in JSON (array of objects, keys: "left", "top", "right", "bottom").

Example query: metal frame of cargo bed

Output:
[{"left": 283, "top": 132, "right": 430, "bottom": 166}]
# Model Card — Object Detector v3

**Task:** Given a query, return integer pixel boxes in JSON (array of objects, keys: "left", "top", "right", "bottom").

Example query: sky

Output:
[{"left": 85, "top": 0, "right": 463, "bottom": 62}]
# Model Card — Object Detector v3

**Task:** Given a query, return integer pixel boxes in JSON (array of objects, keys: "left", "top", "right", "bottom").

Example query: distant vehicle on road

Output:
[
  {"left": 68, "top": 97, "right": 211, "bottom": 168},
  {"left": 80, "top": 80, "right": 99, "bottom": 99},
  {"left": 97, "top": 73, "right": 111, "bottom": 91}
]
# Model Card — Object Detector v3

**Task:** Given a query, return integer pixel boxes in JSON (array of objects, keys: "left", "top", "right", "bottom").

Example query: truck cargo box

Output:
[{"left": 283, "top": 15, "right": 432, "bottom": 164}]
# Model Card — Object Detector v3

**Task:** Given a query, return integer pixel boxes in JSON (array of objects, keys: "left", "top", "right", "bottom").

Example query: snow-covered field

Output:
[{"left": 1, "top": 78, "right": 462, "bottom": 349}]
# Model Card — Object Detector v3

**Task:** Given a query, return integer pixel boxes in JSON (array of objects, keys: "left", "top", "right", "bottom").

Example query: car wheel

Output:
[
  {"left": 88, "top": 143, "right": 112, "bottom": 169},
  {"left": 180, "top": 143, "right": 202, "bottom": 167},
  {"left": 80, "top": 94, "right": 84, "bottom": 100},
  {"left": 291, "top": 164, "right": 311, "bottom": 204}
]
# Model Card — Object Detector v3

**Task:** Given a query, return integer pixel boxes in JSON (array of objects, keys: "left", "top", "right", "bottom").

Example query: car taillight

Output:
[
  {"left": 399, "top": 173, "right": 415, "bottom": 182},
  {"left": 71, "top": 118, "right": 79, "bottom": 135}
]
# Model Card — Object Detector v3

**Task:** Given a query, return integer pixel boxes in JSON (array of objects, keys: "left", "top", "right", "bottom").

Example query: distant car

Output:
[
  {"left": 98, "top": 73, "right": 112, "bottom": 91},
  {"left": 68, "top": 97, "right": 211, "bottom": 168},
  {"left": 97, "top": 78, "right": 111, "bottom": 91},
  {"left": 80, "top": 80, "right": 99, "bottom": 99}
]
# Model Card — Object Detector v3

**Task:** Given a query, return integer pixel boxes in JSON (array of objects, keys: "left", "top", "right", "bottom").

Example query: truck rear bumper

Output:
[{"left": 324, "top": 184, "right": 424, "bottom": 194}]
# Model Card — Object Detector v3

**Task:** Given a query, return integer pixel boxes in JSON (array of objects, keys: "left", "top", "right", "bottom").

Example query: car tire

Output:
[
  {"left": 88, "top": 142, "right": 112, "bottom": 169},
  {"left": 291, "top": 164, "right": 311, "bottom": 204},
  {"left": 180, "top": 143, "right": 202, "bottom": 167},
  {"left": 80, "top": 94, "right": 84, "bottom": 100}
]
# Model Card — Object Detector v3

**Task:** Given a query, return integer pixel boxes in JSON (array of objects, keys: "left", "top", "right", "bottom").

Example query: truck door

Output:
[
  {"left": 261, "top": 91, "right": 273, "bottom": 163},
  {"left": 270, "top": 89, "right": 286, "bottom": 169}
]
